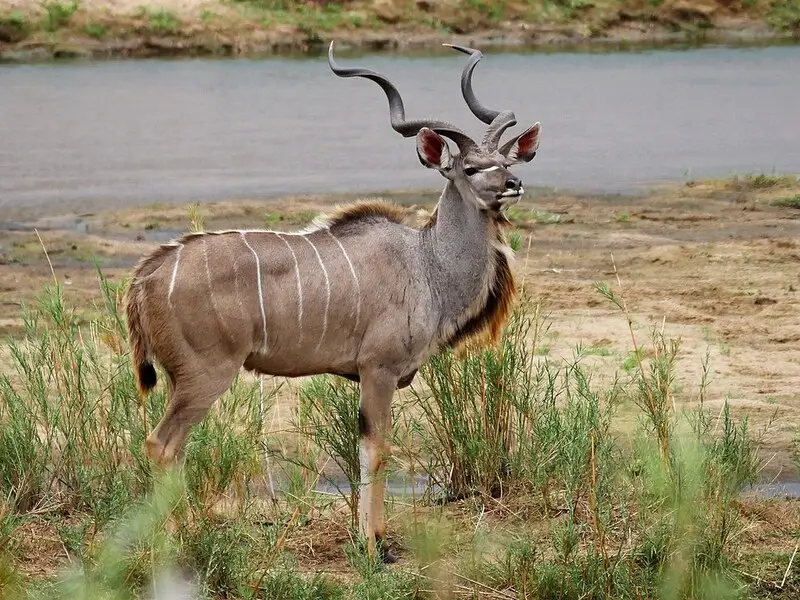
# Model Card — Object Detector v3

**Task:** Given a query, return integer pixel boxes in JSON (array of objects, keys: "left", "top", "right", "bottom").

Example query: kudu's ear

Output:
[
  {"left": 416, "top": 127, "right": 453, "bottom": 171},
  {"left": 499, "top": 122, "right": 541, "bottom": 165}
]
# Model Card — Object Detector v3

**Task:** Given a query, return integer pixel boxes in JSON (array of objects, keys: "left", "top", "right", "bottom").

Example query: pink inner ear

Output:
[
  {"left": 518, "top": 127, "right": 540, "bottom": 155},
  {"left": 420, "top": 130, "right": 444, "bottom": 164}
]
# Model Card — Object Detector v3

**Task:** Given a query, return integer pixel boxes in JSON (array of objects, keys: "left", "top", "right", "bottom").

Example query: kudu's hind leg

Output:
[
  {"left": 145, "top": 359, "right": 242, "bottom": 465},
  {"left": 358, "top": 369, "right": 398, "bottom": 564}
]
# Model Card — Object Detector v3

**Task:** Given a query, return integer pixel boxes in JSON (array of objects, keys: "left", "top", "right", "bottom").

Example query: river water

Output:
[{"left": 1, "top": 43, "right": 799, "bottom": 216}]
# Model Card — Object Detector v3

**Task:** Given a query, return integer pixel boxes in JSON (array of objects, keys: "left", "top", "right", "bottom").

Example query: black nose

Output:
[{"left": 506, "top": 178, "right": 522, "bottom": 190}]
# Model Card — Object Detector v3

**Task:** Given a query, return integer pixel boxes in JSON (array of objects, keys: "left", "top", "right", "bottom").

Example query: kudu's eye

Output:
[{"left": 464, "top": 167, "right": 478, "bottom": 176}]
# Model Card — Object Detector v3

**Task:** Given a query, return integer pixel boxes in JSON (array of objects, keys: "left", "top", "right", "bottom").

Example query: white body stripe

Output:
[
  {"left": 202, "top": 238, "right": 212, "bottom": 294},
  {"left": 176, "top": 224, "right": 329, "bottom": 241},
  {"left": 160, "top": 221, "right": 333, "bottom": 251},
  {"left": 241, "top": 232, "right": 268, "bottom": 351},
  {"left": 276, "top": 233, "right": 304, "bottom": 334},
  {"left": 167, "top": 244, "right": 183, "bottom": 307},
  {"left": 232, "top": 255, "right": 245, "bottom": 319},
  {"left": 327, "top": 230, "right": 361, "bottom": 330},
  {"left": 301, "top": 236, "right": 330, "bottom": 350},
  {"left": 203, "top": 238, "right": 230, "bottom": 341}
]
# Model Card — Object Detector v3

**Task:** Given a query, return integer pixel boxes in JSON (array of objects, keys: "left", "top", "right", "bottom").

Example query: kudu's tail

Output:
[{"left": 125, "top": 283, "right": 157, "bottom": 394}]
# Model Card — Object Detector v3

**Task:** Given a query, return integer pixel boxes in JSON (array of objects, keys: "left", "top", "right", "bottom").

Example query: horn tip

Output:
[
  {"left": 443, "top": 43, "right": 479, "bottom": 57},
  {"left": 327, "top": 40, "right": 339, "bottom": 71}
]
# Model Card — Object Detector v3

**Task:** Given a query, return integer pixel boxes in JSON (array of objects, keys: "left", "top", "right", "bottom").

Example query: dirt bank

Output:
[{"left": 1, "top": 0, "right": 799, "bottom": 61}]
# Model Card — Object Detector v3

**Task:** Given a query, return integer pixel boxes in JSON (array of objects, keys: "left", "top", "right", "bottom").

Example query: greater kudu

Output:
[{"left": 125, "top": 41, "right": 541, "bottom": 563}]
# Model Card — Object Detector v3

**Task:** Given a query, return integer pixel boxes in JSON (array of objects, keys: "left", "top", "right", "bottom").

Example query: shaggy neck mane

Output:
[
  {"left": 320, "top": 200, "right": 412, "bottom": 231},
  {"left": 433, "top": 209, "right": 517, "bottom": 351},
  {"left": 319, "top": 199, "right": 517, "bottom": 350}
]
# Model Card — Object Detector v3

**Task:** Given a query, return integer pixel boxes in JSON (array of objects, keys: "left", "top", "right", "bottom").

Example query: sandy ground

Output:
[{"left": 1, "top": 176, "right": 800, "bottom": 482}]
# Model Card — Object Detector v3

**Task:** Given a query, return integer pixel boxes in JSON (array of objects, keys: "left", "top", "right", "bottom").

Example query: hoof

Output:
[
  {"left": 376, "top": 535, "right": 397, "bottom": 564},
  {"left": 381, "top": 548, "right": 398, "bottom": 564}
]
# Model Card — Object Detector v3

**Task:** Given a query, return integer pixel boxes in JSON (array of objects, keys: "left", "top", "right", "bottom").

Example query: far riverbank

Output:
[{"left": 1, "top": 0, "right": 799, "bottom": 62}]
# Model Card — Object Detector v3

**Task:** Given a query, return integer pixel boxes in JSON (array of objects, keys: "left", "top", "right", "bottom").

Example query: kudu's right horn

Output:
[{"left": 443, "top": 43, "right": 519, "bottom": 152}]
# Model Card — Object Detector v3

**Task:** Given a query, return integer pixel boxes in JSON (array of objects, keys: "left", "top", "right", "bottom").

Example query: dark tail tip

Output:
[{"left": 138, "top": 362, "right": 157, "bottom": 392}]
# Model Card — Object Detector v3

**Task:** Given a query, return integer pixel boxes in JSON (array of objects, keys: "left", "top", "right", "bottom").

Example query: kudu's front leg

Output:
[{"left": 358, "top": 368, "right": 398, "bottom": 564}]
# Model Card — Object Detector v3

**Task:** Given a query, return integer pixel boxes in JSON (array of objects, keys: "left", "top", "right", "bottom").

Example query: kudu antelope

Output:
[{"left": 125, "top": 41, "right": 541, "bottom": 563}]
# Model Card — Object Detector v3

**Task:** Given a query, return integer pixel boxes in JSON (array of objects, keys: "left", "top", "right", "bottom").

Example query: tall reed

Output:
[
  {"left": 0, "top": 272, "right": 157, "bottom": 518},
  {"left": 292, "top": 375, "right": 362, "bottom": 526}
]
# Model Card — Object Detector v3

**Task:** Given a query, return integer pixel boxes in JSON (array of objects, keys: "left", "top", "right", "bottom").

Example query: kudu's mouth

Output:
[
  {"left": 494, "top": 187, "right": 524, "bottom": 214},
  {"left": 497, "top": 187, "right": 524, "bottom": 200}
]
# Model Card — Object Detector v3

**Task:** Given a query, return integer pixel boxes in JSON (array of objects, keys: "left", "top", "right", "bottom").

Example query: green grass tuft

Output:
[
  {"left": 772, "top": 194, "right": 800, "bottom": 209},
  {"left": 768, "top": 0, "right": 800, "bottom": 31},
  {"left": 41, "top": 0, "right": 80, "bottom": 32},
  {"left": 0, "top": 10, "right": 30, "bottom": 42},
  {"left": 727, "top": 172, "right": 799, "bottom": 192},
  {"left": 82, "top": 22, "right": 108, "bottom": 38},
  {"left": 138, "top": 7, "right": 181, "bottom": 35}
]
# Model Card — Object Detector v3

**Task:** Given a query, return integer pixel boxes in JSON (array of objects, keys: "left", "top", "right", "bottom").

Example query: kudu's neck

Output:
[{"left": 426, "top": 180, "right": 496, "bottom": 327}]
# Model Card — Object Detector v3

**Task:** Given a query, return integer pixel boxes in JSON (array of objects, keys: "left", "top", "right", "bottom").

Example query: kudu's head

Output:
[{"left": 327, "top": 42, "right": 541, "bottom": 215}]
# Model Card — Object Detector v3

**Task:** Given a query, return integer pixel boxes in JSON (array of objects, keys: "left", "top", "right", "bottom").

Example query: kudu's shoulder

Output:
[{"left": 320, "top": 199, "right": 422, "bottom": 234}]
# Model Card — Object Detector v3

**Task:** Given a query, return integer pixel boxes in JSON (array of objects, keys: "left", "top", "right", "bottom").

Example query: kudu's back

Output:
[{"left": 125, "top": 203, "right": 437, "bottom": 396}]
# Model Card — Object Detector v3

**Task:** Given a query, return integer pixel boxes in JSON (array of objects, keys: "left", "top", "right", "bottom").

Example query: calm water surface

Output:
[{"left": 1, "top": 44, "right": 799, "bottom": 216}]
